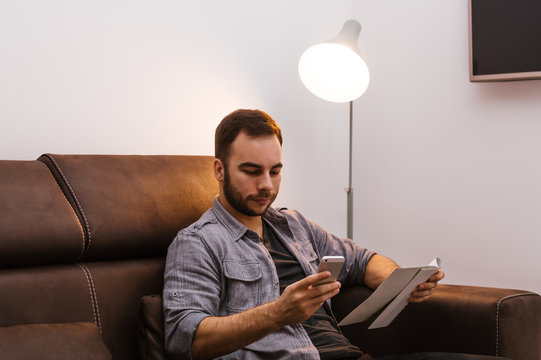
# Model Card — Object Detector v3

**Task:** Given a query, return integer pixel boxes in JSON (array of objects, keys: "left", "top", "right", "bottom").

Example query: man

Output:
[{"left": 163, "top": 109, "right": 507, "bottom": 360}]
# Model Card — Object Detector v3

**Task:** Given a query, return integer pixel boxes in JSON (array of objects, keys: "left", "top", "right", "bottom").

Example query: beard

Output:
[{"left": 223, "top": 166, "right": 277, "bottom": 217}]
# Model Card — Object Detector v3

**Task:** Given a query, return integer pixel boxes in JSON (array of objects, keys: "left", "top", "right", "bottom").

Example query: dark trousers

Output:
[{"left": 370, "top": 353, "right": 510, "bottom": 360}]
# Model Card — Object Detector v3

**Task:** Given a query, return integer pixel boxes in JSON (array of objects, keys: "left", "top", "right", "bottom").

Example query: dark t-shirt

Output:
[{"left": 262, "top": 221, "right": 365, "bottom": 360}]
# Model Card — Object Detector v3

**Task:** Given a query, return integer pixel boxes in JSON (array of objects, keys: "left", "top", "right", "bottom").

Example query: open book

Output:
[{"left": 338, "top": 258, "right": 442, "bottom": 329}]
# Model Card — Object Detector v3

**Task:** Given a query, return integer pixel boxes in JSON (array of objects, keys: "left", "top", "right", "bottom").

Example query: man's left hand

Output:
[{"left": 408, "top": 270, "right": 445, "bottom": 303}]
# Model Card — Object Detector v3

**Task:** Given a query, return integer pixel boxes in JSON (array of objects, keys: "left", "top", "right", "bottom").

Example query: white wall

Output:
[
  {"left": 352, "top": 1, "right": 541, "bottom": 294},
  {"left": 0, "top": 1, "right": 343, "bottom": 155},
  {"left": 1, "top": 1, "right": 539, "bottom": 294}
]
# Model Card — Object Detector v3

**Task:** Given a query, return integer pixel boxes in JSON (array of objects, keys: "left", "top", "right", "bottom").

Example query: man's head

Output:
[
  {"left": 214, "top": 109, "right": 283, "bottom": 221},
  {"left": 215, "top": 109, "right": 282, "bottom": 166}
]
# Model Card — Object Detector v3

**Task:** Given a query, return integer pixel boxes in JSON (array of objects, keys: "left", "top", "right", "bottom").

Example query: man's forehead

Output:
[
  {"left": 230, "top": 133, "right": 281, "bottom": 150},
  {"left": 233, "top": 131, "right": 280, "bottom": 143},
  {"left": 228, "top": 133, "right": 282, "bottom": 165}
]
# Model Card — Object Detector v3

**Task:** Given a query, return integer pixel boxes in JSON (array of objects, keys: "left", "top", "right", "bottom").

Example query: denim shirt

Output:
[{"left": 163, "top": 198, "right": 375, "bottom": 360}]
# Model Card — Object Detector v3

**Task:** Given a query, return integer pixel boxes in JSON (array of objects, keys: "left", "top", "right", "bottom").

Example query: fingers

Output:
[
  {"left": 429, "top": 270, "right": 445, "bottom": 282},
  {"left": 409, "top": 283, "right": 436, "bottom": 303},
  {"left": 416, "top": 280, "right": 437, "bottom": 292},
  {"left": 284, "top": 272, "right": 340, "bottom": 302},
  {"left": 408, "top": 270, "right": 445, "bottom": 303},
  {"left": 299, "top": 271, "right": 332, "bottom": 287},
  {"left": 292, "top": 271, "right": 339, "bottom": 290},
  {"left": 417, "top": 270, "right": 444, "bottom": 291},
  {"left": 410, "top": 289, "right": 433, "bottom": 303},
  {"left": 277, "top": 273, "right": 341, "bottom": 325},
  {"left": 301, "top": 286, "right": 340, "bottom": 311},
  {"left": 408, "top": 291, "right": 432, "bottom": 303},
  {"left": 305, "top": 273, "right": 341, "bottom": 298}
]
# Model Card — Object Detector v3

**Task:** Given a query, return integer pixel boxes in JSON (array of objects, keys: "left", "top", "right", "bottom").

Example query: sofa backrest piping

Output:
[
  {"left": 40, "top": 160, "right": 86, "bottom": 260},
  {"left": 40, "top": 153, "right": 92, "bottom": 259}
]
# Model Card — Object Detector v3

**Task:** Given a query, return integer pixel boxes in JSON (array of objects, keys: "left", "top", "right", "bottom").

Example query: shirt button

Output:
[{"left": 274, "top": 282, "right": 279, "bottom": 288}]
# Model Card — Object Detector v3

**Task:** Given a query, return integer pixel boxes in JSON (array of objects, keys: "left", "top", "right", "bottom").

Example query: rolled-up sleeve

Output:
[{"left": 163, "top": 229, "right": 221, "bottom": 359}]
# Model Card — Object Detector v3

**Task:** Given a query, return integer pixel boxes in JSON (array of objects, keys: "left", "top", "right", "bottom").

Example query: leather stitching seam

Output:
[
  {"left": 78, "top": 264, "right": 103, "bottom": 333},
  {"left": 495, "top": 292, "right": 533, "bottom": 356}
]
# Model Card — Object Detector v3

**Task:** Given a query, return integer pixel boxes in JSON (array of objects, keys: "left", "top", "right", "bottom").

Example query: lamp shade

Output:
[{"left": 298, "top": 20, "right": 369, "bottom": 103}]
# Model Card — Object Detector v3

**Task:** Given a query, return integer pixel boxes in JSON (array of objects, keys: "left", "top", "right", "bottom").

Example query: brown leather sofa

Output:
[{"left": 1, "top": 154, "right": 540, "bottom": 360}]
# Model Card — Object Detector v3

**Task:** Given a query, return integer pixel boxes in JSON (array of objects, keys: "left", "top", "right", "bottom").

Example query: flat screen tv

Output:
[{"left": 469, "top": 0, "right": 541, "bottom": 82}]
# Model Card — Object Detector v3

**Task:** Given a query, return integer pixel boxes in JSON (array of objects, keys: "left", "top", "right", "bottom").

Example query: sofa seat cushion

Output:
[{"left": 0, "top": 322, "right": 112, "bottom": 360}]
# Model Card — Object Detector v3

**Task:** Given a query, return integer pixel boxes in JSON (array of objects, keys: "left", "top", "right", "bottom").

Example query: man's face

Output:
[{"left": 217, "top": 131, "right": 282, "bottom": 218}]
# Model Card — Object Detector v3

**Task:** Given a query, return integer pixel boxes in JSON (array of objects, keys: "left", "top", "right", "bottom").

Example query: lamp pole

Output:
[
  {"left": 297, "top": 19, "right": 369, "bottom": 241},
  {"left": 347, "top": 100, "right": 353, "bottom": 239}
]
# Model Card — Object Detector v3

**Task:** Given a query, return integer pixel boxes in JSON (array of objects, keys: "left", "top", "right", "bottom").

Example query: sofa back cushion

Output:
[
  {"left": 0, "top": 160, "right": 84, "bottom": 268},
  {"left": 39, "top": 154, "right": 217, "bottom": 261}
]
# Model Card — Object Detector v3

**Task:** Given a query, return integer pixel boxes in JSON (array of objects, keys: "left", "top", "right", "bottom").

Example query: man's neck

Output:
[{"left": 217, "top": 196, "right": 264, "bottom": 238}]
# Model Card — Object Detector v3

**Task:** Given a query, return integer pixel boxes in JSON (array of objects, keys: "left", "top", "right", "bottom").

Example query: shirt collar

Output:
[
  {"left": 211, "top": 197, "right": 253, "bottom": 242},
  {"left": 211, "top": 197, "right": 287, "bottom": 242}
]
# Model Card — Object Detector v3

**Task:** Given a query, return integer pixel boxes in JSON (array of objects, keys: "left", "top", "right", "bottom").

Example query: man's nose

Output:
[{"left": 257, "top": 173, "right": 273, "bottom": 191}]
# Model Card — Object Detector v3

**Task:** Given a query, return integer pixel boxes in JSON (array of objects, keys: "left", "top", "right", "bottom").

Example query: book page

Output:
[
  {"left": 368, "top": 266, "right": 439, "bottom": 329},
  {"left": 338, "top": 258, "right": 441, "bottom": 327}
]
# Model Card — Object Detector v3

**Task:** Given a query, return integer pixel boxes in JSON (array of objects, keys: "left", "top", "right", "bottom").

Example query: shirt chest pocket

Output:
[{"left": 222, "top": 260, "right": 262, "bottom": 313}]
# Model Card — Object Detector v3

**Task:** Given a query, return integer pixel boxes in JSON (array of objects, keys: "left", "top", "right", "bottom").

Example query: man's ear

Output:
[{"left": 214, "top": 158, "right": 225, "bottom": 182}]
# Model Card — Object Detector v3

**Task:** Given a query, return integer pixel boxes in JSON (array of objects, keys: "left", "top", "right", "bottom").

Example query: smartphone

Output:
[{"left": 315, "top": 256, "right": 345, "bottom": 285}]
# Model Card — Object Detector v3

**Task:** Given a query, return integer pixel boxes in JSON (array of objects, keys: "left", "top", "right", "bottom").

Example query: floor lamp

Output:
[{"left": 298, "top": 19, "right": 370, "bottom": 239}]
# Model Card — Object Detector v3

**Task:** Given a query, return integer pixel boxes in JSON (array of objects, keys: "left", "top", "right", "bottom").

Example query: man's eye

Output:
[{"left": 243, "top": 170, "right": 260, "bottom": 175}]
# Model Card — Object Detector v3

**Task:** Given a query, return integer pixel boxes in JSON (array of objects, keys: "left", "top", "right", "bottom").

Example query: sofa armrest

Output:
[{"left": 332, "top": 284, "right": 541, "bottom": 360}]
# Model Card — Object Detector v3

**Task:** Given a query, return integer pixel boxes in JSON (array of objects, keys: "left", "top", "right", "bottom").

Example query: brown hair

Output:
[{"left": 215, "top": 109, "right": 282, "bottom": 164}]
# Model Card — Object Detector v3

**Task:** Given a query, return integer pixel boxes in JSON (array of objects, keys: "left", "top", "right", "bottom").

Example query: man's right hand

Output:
[{"left": 271, "top": 271, "right": 341, "bottom": 327}]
